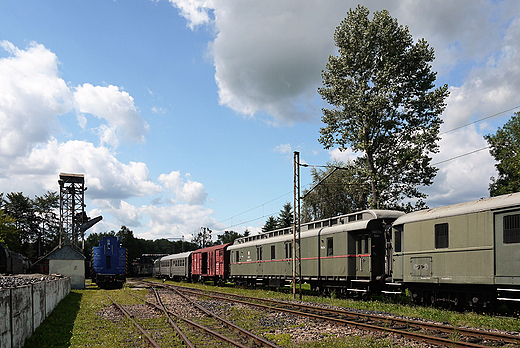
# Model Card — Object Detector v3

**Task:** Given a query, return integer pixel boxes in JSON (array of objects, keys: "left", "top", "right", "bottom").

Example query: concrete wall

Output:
[
  {"left": 0, "top": 277, "right": 71, "bottom": 348},
  {"left": 49, "top": 260, "right": 85, "bottom": 289}
]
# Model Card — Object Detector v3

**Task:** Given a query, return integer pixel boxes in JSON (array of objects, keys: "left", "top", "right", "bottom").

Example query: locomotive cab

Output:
[{"left": 92, "top": 236, "right": 127, "bottom": 289}]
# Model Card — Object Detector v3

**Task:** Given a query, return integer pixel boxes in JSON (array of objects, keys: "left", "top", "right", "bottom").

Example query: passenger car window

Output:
[
  {"left": 435, "top": 223, "right": 449, "bottom": 248},
  {"left": 504, "top": 214, "right": 520, "bottom": 244},
  {"left": 394, "top": 229, "right": 402, "bottom": 253},
  {"left": 285, "top": 243, "right": 292, "bottom": 259},
  {"left": 327, "top": 237, "right": 333, "bottom": 256}
]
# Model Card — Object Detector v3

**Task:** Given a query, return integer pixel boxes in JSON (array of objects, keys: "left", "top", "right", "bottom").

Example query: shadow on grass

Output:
[{"left": 23, "top": 291, "right": 82, "bottom": 348}]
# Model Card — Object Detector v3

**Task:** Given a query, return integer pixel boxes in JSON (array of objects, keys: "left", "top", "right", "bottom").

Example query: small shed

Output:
[{"left": 45, "top": 245, "right": 85, "bottom": 289}]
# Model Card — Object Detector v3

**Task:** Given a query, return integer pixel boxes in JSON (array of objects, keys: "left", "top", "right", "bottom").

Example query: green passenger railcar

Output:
[
  {"left": 229, "top": 210, "right": 403, "bottom": 295},
  {"left": 392, "top": 192, "right": 520, "bottom": 307}
]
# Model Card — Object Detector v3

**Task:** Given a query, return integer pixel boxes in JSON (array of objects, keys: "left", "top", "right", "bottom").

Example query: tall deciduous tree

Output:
[
  {"left": 318, "top": 6, "right": 449, "bottom": 209},
  {"left": 0, "top": 210, "right": 20, "bottom": 251},
  {"left": 216, "top": 230, "right": 243, "bottom": 244},
  {"left": 484, "top": 112, "right": 520, "bottom": 196},
  {"left": 3, "top": 192, "right": 39, "bottom": 255},
  {"left": 302, "top": 160, "right": 370, "bottom": 222},
  {"left": 33, "top": 191, "right": 59, "bottom": 256},
  {"left": 192, "top": 226, "right": 213, "bottom": 248}
]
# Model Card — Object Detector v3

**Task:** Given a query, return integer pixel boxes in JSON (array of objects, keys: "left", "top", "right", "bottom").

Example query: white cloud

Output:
[
  {"left": 0, "top": 41, "right": 73, "bottom": 160},
  {"left": 425, "top": 127, "right": 496, "bottom": 205},
  {"left": 0, "top": 41, "right": 150, "bottom": 158},
  {"left": 95, "top": 200, "right": 142, "bottom": 227},
  {"left": 274, "top": 143, "right": 292, "bottom": 154},
  {"left": 73, "top": 83, "right": 150, "bottom": 148},
  {"left": 0, "top": 136, "right": 217, "bottom": 240},
  {"left": 441, "top": 16, "right": 520, "bottom": 130},
  {"left": 210, "top": 1, "right": 349, "bottom": 125},
  {"left": 0, "top": 139, "right": 162, "bottom": 200},
  {"left": 140, "top": 204, "right": 216, "bottom": 240},
  {"left": 168, "top": 0, "right": 215, "bottom": 29},
  {"left": 151, "top": 106, "right": 167, "bottom": 114},
  {"left": 329, "top": 148, "right": 360, "bottom": 164},
  {"left": 0, "top": 40, "right": 218, "bottom": 240},
  {"left": 159, "top": 171, "right": 208, "bottom": 205}
]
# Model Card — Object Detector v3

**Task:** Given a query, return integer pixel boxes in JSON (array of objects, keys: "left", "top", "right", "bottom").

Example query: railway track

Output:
[
  {"left": 103, "top": 290, "right": 163, "bottom": 347},
  {"left": 124, "top": 281, "right": 280, "bottom": 347},
  {"left": 143, "top": 280, "right": 520, "bottom": 348}
]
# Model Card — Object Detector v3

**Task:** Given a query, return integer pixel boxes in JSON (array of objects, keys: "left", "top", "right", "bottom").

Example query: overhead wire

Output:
[
  {"left": 432, "top": 147, "right": 490, "bottom": 166},
  {"left": 440, "top": 105, "right": 520, "bottom": 135},
  {"left": 208, "top": 106, "right": 518, "bottom": 235}
]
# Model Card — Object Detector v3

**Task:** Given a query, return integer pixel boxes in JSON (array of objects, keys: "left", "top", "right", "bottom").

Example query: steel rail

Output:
[
  {"left": 103, "top": 290, "right": 161, "bottom": 348},
  {"left": 158, "top": 284, "right": 500, "bottom": 348},
  {"left": 126, "top": 287, "right": 250, "bottom": 348},
  {"left": 151, "top": 287, "right": 195, "bottom": 348},
  {"left": 169, "top": 286, "right": 280, "bottom": 348},
  {"left": 160, "top": 282, "right": 520, "bottom": 347}
]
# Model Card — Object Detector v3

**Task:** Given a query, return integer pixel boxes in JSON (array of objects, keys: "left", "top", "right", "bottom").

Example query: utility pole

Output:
[
  {"left": 167, "top": 237, "right": 184, "bottom": 253},
  {"left": 292, "top": 156, "right": 349, "bottom": 300},
  {"left": 293, "top": 151, "right": 302, "bottom": 299}
]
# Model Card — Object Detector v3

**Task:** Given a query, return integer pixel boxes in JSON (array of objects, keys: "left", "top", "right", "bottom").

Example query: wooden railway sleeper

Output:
[
  {"left": 151, "top": 287, "right": 195, "bottom": 348},
  {"left": 103, "top": 290, "right": 161, "bottom": 348},
  {"left": 168, "top": 285, "right": 495, "bottom": 348},
  {"left": 132, "top": 289, "right": 249, "bottom": 348},
  {"left": 150, "top": 281, "right": 520, "bottom": 347},
  {"left": 170, "top": 286, "right": 280, "bottom": 348},
  {"left": 129, "top": 286, "right": 271, "bottom": 348}
]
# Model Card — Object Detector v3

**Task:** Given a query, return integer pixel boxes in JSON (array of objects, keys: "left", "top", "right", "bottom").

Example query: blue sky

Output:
[{"left": 1, "top": 1, "right": 520, "bottom": 241}]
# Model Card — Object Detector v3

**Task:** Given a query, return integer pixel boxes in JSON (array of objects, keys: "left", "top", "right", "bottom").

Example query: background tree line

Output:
[
  {"left": 84, "top": 226, "right": 197, "bottom": 267},
  {"left": 0, "top": 191, "right": 59, "bottom": 257},
  {"left": 85, "top": 225, "right": 250, "bottom": 267},
  {"left": 0, "top": 188, "right": 249, "bottom": 262},
  {"left": 190, "top": 227, "right": 250, "bottom": 249}
]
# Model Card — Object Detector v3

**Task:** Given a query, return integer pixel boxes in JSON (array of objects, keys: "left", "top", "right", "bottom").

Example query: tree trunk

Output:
[{"left": 366, "top": 151, "right": 378, "bottom": 209}]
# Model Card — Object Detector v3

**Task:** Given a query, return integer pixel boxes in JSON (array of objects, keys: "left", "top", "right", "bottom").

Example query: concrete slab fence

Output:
[{"left": 0, "top": 277, "right": 71, "bottom": 348}]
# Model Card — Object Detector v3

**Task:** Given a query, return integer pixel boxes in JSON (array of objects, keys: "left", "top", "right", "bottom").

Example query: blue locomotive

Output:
[{"left": 92, "top": 236, "right": 127, "bottom": 289}]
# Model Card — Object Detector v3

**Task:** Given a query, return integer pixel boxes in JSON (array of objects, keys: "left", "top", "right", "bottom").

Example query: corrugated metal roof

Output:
[
  {"left": 394, "top": 192, "right": 520, "bottom": 225},
  {"left": 229, "top": 210, "right": 404, "bottom": 249},
  {"left": 160, "top": 251, "right": 192, "bottom": 261}
]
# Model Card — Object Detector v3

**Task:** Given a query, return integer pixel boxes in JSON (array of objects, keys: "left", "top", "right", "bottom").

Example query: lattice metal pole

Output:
[
  {"left": 293, "top": 151, "right": 301, "bottom": 299},
  {"left": 58, "top": 173, "right": 86, "bottom": 248}
]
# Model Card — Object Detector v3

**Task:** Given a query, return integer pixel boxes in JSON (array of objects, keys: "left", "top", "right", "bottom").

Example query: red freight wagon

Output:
[{"left": 191, "top": 243, "right": 231, "bottom": 285}]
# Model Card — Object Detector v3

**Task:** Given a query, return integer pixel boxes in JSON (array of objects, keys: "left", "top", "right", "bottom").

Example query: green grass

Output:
[
  {"left": 22, "top": 279, "right": 520, "bottom": 348},
  {"left": 24, "top": 283, "right": 152, "bottom": 348},
  {"left": 156, "top": 278, "right": 520, "bottom": 332},
  {"left": 298, "top": 335, "right": 408, "bottom": 348}
]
